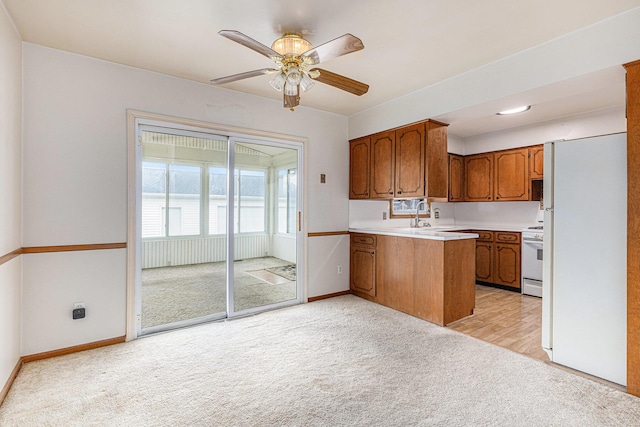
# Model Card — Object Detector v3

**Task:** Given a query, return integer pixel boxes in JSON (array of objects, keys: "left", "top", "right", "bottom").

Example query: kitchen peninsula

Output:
[{"left": 349, "top": 227, "right": 478, "bottom": 326}]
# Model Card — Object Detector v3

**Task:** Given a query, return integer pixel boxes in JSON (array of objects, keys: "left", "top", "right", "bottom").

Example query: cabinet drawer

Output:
[
  {"left": 351, "top": 234, "right": 377, "bottom": 247},
  {"left": 495, "top": 232, "right": 521, "bottom": 244},
  {"left": 473, "top": 230, "right": 494, "bottom": 242}
]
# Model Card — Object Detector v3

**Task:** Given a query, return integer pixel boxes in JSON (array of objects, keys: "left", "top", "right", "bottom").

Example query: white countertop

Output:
[
  {"left": 349, "top": 227, "right": 479, "bottom": 241},
  {"left": 349, "top": 223, "right": 535, "bottom": 241}
]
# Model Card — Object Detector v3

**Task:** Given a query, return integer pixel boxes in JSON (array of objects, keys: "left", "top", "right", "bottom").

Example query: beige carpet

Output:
[
  {"left": 141, "top": 257, "right": 296, "bottom": 328},
  {"left": 2, "top": 295, "right": 640, "bottom": 426}
]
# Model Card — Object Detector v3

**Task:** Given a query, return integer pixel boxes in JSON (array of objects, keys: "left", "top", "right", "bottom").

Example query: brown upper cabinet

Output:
[
  {"left": 529, "top": 145, "right": 544, "bottom": 179},
  {"left": 494, "top": 148, "right": 529, "bottom": 201},
  {"left": 448, "top": 154, "right": 465, "bottom": 202},
  {"left": 426, "top": 122, "right": 449, "bottom": 200},
  {"left": 349, "top": 119, "right": 449, "bottom": 200},
  {"left": 395, "top": 123, "right": 425, "bottom": 197},
  {"left": 349, "top": 136, "right": 370, "bottom": 199},
  {"left": 370, "top": 131, "right": 396, "bottom": 198},
  {"left": 464, "top": 153, "right": 494, "bottom": 201},
  {"left": 451, "top": 144, "right": 543, "bottom": 202}
]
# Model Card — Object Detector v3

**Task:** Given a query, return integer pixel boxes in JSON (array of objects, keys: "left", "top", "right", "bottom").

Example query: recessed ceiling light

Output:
[{"left": 497, "top": 105, "right": 531, "bottom": 115}]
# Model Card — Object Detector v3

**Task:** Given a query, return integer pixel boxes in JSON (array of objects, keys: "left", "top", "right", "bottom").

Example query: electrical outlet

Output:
[
  {"left": 337, "top": 265, "right": 343, "bottom": 275},
  {"left": 382, "top": 212, "right": 387, "bottom": 220},
  {"left": 434, "top": 209, "right": 440, "bottom": 219},
  {"left": 73, "top": 302, "right": 86, "bottom": 320}
]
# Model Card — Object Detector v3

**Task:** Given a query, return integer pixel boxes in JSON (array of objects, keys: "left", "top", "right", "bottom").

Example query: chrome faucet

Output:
[{"left": 411, "top": 200, "right": 431, "bottom": 228}]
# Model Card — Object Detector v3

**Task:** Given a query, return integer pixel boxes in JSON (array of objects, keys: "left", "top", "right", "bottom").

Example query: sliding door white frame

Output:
[
  {"left": 227, "top": 136, "right": 304, "bottom": 319},
  {"left": 126, "top": 110, "right": 307, "bottom": 340}
]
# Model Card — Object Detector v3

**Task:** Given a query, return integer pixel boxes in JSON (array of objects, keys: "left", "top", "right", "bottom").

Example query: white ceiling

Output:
[{"left": 4, "top": 0, "right": 640, "bottom": 137}]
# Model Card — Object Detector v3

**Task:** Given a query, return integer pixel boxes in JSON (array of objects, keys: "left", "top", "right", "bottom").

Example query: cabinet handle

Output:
[
  {"left": 398, "top": 191, "right": 402, "bottom": 194},
  {"left": 370, "top": 252, "right": 375, "bottom": 255},
  {"left": 389, "top": 191, "right": 393, "bottom": 194}
]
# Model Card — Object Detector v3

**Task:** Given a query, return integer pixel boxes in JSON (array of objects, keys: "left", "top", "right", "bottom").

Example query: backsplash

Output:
[
  {"left": 453, "top": 201, "right": 541, "bottom": 226},
  {"left": 349, "top": 199, "right": 541, "bottom": 228}
]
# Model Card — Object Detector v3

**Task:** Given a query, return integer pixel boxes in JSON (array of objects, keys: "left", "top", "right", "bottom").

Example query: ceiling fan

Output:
[{"left": 210, "top": 30, "right": 369, "bottom": 110}]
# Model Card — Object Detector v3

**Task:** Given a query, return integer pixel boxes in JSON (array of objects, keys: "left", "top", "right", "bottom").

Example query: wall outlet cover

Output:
[{"left": 72, "top": 308, "right": 86, "bottom": 320}]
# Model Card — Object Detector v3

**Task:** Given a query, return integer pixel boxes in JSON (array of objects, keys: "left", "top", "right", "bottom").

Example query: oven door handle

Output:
[{"left": 523, "top": 238, "right": 543, "bottom": 246}]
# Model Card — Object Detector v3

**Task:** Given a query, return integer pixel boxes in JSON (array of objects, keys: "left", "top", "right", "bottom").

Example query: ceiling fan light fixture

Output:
[
  {"left": 284, "top": 83, "right": 298, "bottom": 97},
  {"left": 300, "top": 73, "right": 315, "bottom": 92},
  {"left": 213, "top": 30, "right": 368, "bottom": 110},
  {"left": 285, "top": 66, "right": 302, "bottom": 86},
  {"left": 271, "top": 33, "right": 313, "bottom": 56},
  {"left": 269, "top": 72, "right": 286, "bottom": 91}
]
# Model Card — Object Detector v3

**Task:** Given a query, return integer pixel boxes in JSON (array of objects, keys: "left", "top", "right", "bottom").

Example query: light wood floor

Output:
[
  {"left": 448, "top": 284, "right": 626, "bottom": 392},
  {"left": 448, "top": 285, "right": 549, "bottom": 362}
]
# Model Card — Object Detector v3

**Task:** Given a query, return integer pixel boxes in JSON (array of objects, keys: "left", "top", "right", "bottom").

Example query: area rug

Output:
[{"left": 265, "top": 263, "right": 296, "bottom": 281}]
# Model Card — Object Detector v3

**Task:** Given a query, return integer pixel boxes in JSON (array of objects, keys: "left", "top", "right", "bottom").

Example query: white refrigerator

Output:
[{"left": 542, "top": 133, "right": 627, "bottom": 386}]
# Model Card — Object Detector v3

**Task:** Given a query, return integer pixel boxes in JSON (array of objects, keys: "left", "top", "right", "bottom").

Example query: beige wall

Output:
[
  {"left": 21, "top": 43, "right": 351, "bottom": 353},
  {"left": 0, "top": 3, "right": 22, "bottom": 391}
]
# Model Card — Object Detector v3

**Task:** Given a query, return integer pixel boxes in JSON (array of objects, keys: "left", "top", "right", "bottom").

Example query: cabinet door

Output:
[
  {"left": 464, "top": 153, "right": 494, "bottom": 201},
  {"left": 395, "top": 123, "right": 425, "bottom": 197},
  {"left": 448, "top": 154, "right": 465, "bottom": 202},
  {"left": 475, "top": 242, "right": 494, "bottom": 283},
  {"left": 494, "top": 148, "right": 529, "bottom": 201},
  {"left": 494, "top": 243, "right": 521, "bottom": 288},
  {"left": 370, "top": 131, "right": 395, "bottom": 199},
  {"left": 349, "top": 137, "right": 370, "bottom": 199},
  {"left": 529, "top": 145, "right": 544, "bottom": 179},
  {"left": 426, "top": 121, "right": 449, "bottom": 199},
  {"left": 350, "top": 246, "right": 376, "bottom": 297}
]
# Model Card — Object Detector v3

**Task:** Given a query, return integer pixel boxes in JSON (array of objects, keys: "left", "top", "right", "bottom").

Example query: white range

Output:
[{"left": 521, "top": 225, "right": 543, "bottom": 297}]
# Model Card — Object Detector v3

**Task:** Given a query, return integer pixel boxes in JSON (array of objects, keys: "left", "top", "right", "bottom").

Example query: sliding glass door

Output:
[
  {"left": 230, "top": 141, "right": 299, "bottom": 314},
  {"left": 138, "top": 127, "right": 229, "bottom": 333},
  {"left": 135, "top": 123, "right": 302, "bottom": 336}
]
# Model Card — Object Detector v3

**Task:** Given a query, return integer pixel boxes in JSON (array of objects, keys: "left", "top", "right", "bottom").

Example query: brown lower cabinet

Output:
[
  {"left": 350, "top": 233, "right": 476, "bottom": 326},
  {"left": 350, "top": 234, "right": 377, "bottom": 297},
  {"left": 469, "top": 230, "right": 521, "bottom": 290}
]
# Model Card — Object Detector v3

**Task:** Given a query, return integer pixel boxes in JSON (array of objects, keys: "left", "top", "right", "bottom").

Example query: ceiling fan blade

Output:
[
  {"left": 311, "top": 68, "right": 369, "bottom": 96},
  {"left": 219, "top": 30, "right": 283, "bottom": 60},
  {"left": 210, "top": 68, "right": 278, "bottom": 85},
  {"left": 284, "top": 91, "right": 300, "bottom": 109},
  {"left": 301, "top": 34, "right": 364, "bottom": 65}
]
